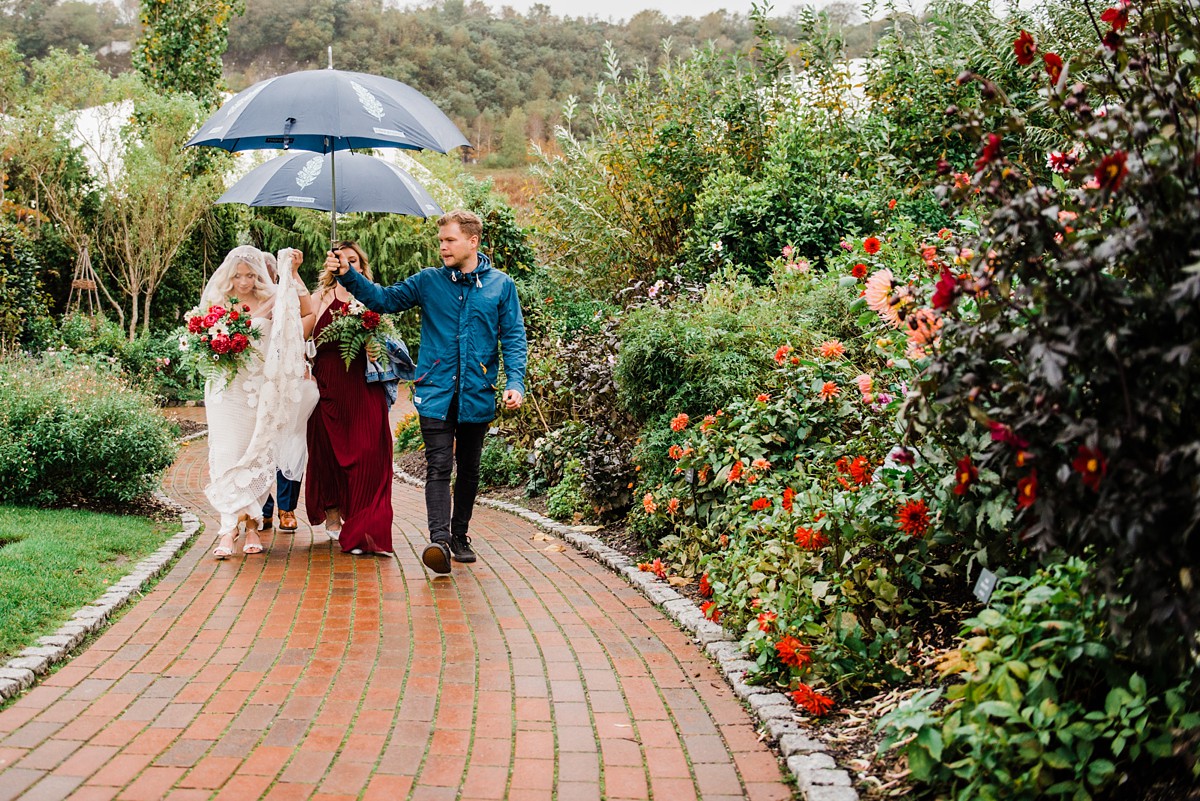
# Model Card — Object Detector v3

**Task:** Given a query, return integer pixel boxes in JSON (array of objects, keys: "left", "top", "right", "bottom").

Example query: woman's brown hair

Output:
[{"left": 319, "top": 240, "right": 374, "bottom": 291}]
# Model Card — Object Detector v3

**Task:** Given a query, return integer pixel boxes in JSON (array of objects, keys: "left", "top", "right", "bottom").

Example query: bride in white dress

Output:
[{"left": 202, "top": 245, "right": 316, "bottom": 559}]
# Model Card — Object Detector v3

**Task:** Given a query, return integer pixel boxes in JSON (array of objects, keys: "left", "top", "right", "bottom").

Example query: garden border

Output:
[{"left": 393, "top": 465, "right": 861, "bottom": 801}]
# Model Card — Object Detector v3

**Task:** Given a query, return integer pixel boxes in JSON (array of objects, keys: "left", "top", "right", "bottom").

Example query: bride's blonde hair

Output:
[{"left": 202, "top": 245, "right": 275, "bottom": 308}]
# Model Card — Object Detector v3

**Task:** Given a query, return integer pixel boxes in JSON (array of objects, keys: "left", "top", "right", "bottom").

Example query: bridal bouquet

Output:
[
  {"left": 178, "top": 299, "right": 261, "bottom": 383},
  {"left": 316, "top": 298, "right": 396, "bottom": 369}
]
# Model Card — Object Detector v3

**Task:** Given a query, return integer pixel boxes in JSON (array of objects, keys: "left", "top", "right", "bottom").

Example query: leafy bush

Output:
[
  {"left": 878, "top": 559, "right": 1200, "bottom": 801},
  {"left": 0, "top": 220, "right": 54, "bottom": 349},
  {"left": 57, "top": 313, "right": 200, "bottom": 402},
  {"left": 916, "top": 0, "right": 1200, "bottom": 662},
  {"left": 0, "top": 352, "right": 177, "bottom": 505},
  {"left": 478, "top": 437, "right": 528, "bottom": 488},
  {"left": 393, "top": 411, "right": 422, "bottom": 455},
  {"left": 546, "top": 457, "right": 588, "bottom": 522}
]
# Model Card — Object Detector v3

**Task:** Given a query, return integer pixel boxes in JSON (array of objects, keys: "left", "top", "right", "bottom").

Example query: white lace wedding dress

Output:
[{"left": 204, "top": 249, "right": 318, "bottom": 537}]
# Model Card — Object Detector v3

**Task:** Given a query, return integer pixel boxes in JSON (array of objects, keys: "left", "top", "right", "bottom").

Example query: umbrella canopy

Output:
[
  {"left": 217, "top": 152, "right": 443, "bottom": 218},
  {"left": 186, "top": 69, "right": 470, "bottom": 154}
]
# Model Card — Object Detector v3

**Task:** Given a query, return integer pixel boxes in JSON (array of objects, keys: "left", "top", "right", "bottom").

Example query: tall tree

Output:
[{"left": 132, "top": 0, "right": 244, "bottom": 109}]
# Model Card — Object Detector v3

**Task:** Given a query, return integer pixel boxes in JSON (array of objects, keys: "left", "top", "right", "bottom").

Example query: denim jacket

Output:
[{"left": 364, "top": 336, "right": 415, "bottom": 409}]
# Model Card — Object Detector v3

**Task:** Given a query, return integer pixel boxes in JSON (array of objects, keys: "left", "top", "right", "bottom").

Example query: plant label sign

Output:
[{"left": 974, "top": 568, "right": 998, "bottom": 604}]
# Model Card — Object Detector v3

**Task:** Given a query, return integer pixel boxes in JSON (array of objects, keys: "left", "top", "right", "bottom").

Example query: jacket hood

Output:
[{"left": 443, "top": 251, "right": 492, "bottom": 284}]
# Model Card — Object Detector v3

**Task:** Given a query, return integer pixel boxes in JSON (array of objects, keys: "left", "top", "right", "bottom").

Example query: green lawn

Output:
[{"left": 0, "top": 506, "right": 174, "bottom": 661}]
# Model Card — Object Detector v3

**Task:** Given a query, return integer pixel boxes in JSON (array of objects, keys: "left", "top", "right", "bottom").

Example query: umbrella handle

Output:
[{"left": 328, "top": 136, "right": 338, "bottom": 245}]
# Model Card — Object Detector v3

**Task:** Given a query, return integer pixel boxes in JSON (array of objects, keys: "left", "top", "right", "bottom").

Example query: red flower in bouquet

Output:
[
  {"left": 1095, "top": 151, "right": 1129, "bottom": 192},
  {"left": 1044, "top": 52, "right": 1064, "bottom": 85},
  {"left": 1100, "top": 1, "right": 1130, "bottom": 31},
  {"left": 1017, "top": 471, "right": 1038, "bottom": 509},
  {"left": 954, "top": 456, "right": 978, "bottom": 496},
  {"left": 316, "top": 299, "right": 397, "bottom": 369},
  {"left": 180, "top": 298, "right": 261, "bottom": 383}
]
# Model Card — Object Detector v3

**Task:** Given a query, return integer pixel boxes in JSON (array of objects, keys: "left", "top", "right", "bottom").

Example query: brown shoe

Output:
[
  {"left": 260, "top": 515, "right": 273, "bottom": 532},
  {"left": 279, "top": 510, "right": 298, "bottom": 531}
]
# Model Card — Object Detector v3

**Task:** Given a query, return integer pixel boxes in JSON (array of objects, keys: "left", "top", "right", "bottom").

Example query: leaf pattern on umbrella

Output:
[
  {"left": 351, "top": 82, "right": 386, "bottom": 121},
  {"left": 295, "top": 156, "right": 323, "bottom": 189}
]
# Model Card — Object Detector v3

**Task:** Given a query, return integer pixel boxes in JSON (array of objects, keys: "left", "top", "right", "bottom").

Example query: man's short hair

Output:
[{"left": 438, "top": 209, "right": 482, "bottom": 242}]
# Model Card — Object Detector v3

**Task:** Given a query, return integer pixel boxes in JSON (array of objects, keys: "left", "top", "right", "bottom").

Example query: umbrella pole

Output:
[{"left": 328, "top": 136, "right": 338, "bottom": 245}]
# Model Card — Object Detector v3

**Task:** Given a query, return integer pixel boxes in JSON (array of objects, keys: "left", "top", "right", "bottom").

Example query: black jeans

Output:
[{"left": 420, "top": 399, "right": 488, "bottom": 544}]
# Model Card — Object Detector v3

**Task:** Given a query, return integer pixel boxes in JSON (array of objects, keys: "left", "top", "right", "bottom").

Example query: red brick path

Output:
[{"left": 0, "top": 409, "right": 792, "bottom": 800}]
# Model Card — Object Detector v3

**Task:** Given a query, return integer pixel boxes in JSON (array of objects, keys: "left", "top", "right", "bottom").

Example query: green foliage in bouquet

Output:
[{"left": 314, "top": 301, "right": 395, "bottom": 370}]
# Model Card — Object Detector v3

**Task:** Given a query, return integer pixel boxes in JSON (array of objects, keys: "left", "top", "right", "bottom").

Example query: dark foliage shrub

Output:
[
  {"left": 479, "top": 438, "right": 529, "bottom": 488},
  {"left": 917, "top": 0, "right": 1200, "bottom": 663}
]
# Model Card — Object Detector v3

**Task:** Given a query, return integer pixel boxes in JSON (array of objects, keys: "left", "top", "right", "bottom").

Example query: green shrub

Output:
[
  {"left": 546, "top": 457, "right": 589, "bottom": 522},
  {"left": 878, "top": 559, "right": 1200, "bottom": 801},
  {"left": 479, "top": 437, "right": 528, "bottom": 488},
  {"left": 393, "top": 411, "right": 422, "bottom": 455},
  {"left": 0, "top": 220, "right": 54, "bottom": 349},
  {"left": 57, "top": 313, "right": 201, "bottom": 402},
  {"left": 0, "top": 352, "right": 177, "bottom": 505}
]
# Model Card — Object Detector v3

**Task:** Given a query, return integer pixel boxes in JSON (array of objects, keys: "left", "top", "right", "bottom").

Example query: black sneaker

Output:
[
  {"left": 422, "top": 541, "right": 452, "bottom": 574},
  {"left": 449, "top": 533, "right": 477, "bottom": 563}
]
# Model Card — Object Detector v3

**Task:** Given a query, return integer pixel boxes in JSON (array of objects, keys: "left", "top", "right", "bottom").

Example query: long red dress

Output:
[{"left": 305, "top": 300, "right": 394, "bottom": 554}]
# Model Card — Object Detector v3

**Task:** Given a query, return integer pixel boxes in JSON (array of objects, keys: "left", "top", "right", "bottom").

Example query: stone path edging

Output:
[
  {"left": 0, "top": 492, "right": 200, "bottom": 703},
  {"left": 393, "top": 465, "right": 861, "bottom": 801}
]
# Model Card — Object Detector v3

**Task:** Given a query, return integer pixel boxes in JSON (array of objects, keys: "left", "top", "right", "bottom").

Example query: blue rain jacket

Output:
[{"left": 338, "top": 252, "right": 527, "bottom": 423}]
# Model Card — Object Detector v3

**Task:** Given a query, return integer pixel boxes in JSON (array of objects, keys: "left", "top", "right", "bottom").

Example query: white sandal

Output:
[{"left": 213, "top": 530, "right": 238, "bottom": 560}]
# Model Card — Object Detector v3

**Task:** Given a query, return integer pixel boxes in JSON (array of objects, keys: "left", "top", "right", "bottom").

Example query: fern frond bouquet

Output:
[{"left": 316, "top": 298, "right": 396, "bottom": 369}]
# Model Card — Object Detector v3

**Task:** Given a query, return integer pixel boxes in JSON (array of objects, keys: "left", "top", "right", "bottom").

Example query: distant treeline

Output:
[{"left": 2, "top": 0, "right": 892, "bottom": 164}]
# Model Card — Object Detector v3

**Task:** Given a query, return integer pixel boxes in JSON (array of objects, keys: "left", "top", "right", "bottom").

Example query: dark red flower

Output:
[
  {"left": 210, "top": 334, "right": 231, "bottom": 354},
  {"left": 230, "top": 333, "right": 249, "bottom": 353},
  {"left": 974, "top": 133, "right": 1002, "bottom": 173},
  {"left": 1044, "top": 52, "right": 1064, "bottom": 85},
  {"left": 931, "top": 267, "right": 960, "bottom": 310},
  {"left": 896, "top": 499, "right": 931, "bottom": 538},
  {"left": 1100, "top": 2, "right": 1130, "bottom": 31},
  {"left": 989, "top": 421, "right": 1030, "bottom": 449},
  {"left": 1102, "top": 30, "right": 1123, "bottom": 50},
  {"left": 1095, "top": 151, "right": 1129, "bottom": 192},
  {"left": 186, "top": 316, "right": 203, "bottom": 333},
  {"left": 953, "top": 456, "right": 978, "bottom": 496},
  {"left": 1072, "top": 446, "right": 1107, "bottom": 491},
  {"left": 792, "top": 683, "right": 835, "bottom": 716},
  {"left": 699, "top": 573, "right": 713, "bottom": 597},
  {"left": 852, "top": 263, "right": 868, "bottom": 280},
  {"left": 1017, "top": 470, "right": 1038, "bottom": 509},
  {"left": 1013, "top": 30, "right": 1037, "bottom": 65},
  {"left": 361, "top": 310, "right": 381, "bottom": 330},
  {"left": 863, "top": 237, "right": 882, "bottom": 255}
]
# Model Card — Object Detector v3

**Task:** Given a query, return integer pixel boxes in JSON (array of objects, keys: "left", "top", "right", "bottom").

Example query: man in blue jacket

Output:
[{"left": 324, "top": 209, "right": 527, "bottom": 574}]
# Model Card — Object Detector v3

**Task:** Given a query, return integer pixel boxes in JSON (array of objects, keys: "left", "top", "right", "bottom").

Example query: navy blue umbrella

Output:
[
  {"left": 217, "top": 151, "right": 443, "bottom": 219},
  {"left": 187, "top": 61, "right": 467, "bottom": 240},
  {"left": 186, "top": 69, "right": 469, "bottom": 155}
]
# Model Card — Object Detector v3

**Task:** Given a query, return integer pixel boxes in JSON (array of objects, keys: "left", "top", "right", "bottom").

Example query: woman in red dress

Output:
[{"left": 304, "top": 240, "right": 394, "bottom": 555}]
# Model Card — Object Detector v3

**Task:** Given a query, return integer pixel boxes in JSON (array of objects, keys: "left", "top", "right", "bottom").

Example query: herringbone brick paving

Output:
[{"left": 0, "top": 408, "right": 793, "bottom": 800}]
